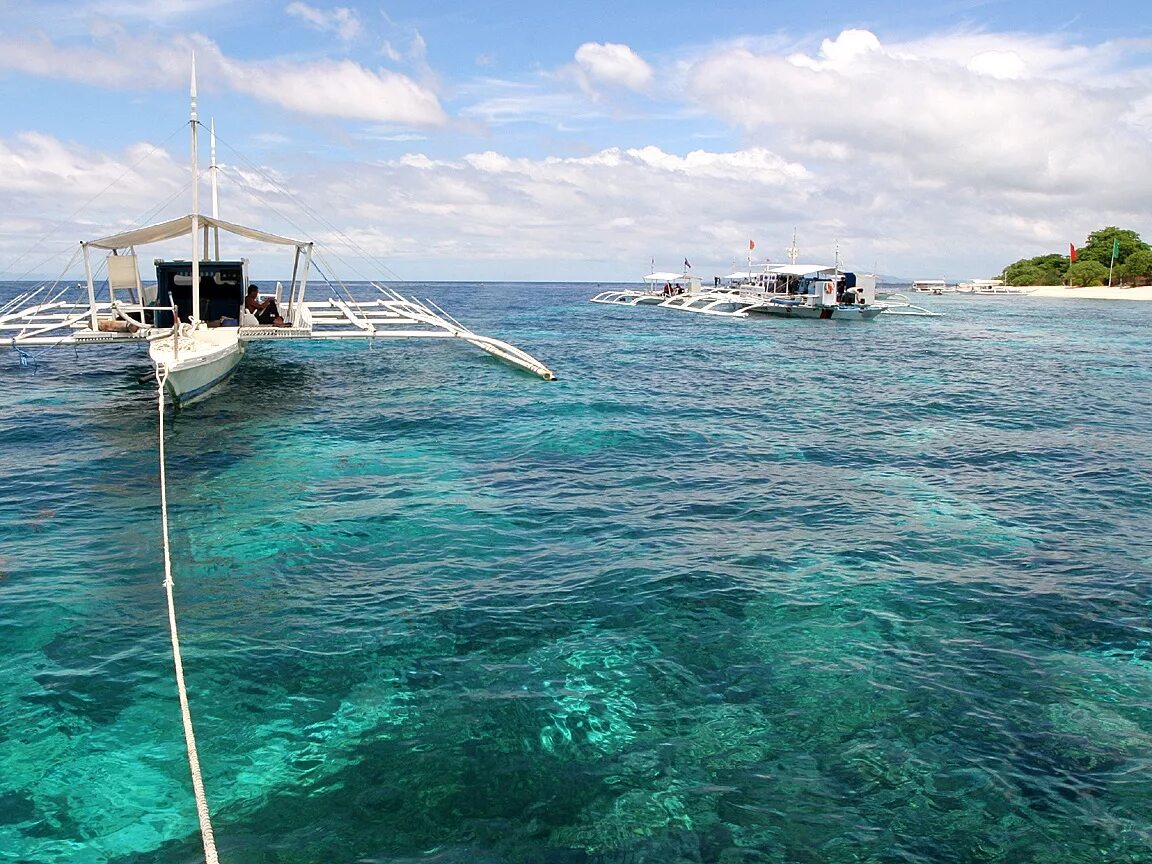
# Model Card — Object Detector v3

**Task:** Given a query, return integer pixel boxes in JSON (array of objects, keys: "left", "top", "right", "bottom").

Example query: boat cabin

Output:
[
  {"left": 153, "top": 259, "right": 249, "bottom": 326},
  {"left": 796, "top": 271, "right": 878, "bottom": 306}
]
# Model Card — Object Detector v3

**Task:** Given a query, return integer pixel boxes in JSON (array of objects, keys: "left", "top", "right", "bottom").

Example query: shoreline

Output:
[{"left": 1011, "top": 285, "right": 1152, "bottom": 301}]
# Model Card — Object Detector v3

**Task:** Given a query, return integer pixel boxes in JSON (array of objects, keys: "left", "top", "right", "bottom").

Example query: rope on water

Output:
[
  {"left": 16, "top": 347, "right": 39, "bottom": 369},
  {"left": 156, "top": 366, "right": 221, "bottom": 864}
]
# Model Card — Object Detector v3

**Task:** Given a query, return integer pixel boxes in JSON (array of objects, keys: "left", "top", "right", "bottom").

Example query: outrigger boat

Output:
[
  {"left": 912, "top": 279, "right": 951, "bottom": 294},
  {"left": 1, "top": 64, "right": 554, "bottom": 404},
  {"left": 589, "top": 270, "right": 696, "bottom": 306},
  {"left": 590, "top": 263, "right": 892, "bottom": 320},
  {"left": 955, "top": 279, "right": 1032, "bottom": 295}
]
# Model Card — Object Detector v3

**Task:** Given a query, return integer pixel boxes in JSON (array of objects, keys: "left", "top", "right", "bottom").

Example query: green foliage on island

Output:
[{"left": 1000, "top": 227, "right": 1152, "bottom": 286}]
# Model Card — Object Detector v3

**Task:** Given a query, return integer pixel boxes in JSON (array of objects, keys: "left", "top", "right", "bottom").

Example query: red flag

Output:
[
  {"left": 1069, "top": 243, "right": 1077, "bottom": 263},
  {"left": 749, "top": 240, "right": 756, "bottom": 251}
]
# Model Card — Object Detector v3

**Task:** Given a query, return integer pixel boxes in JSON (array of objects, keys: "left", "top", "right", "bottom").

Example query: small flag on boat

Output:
[
  {"left": 1069, "top": 243, "right": 1077, "bottom": 263},
  {"left": 749, "top": 240, "right": 756, "bottom": 251},
  {"left": 684, "top": 258, "right": 691, "bottom": 269}
]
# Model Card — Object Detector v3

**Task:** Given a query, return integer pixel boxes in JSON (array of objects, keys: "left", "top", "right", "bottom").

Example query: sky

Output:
[{"left": 0, "top": 0, "right": 1150, "bottom": 283}]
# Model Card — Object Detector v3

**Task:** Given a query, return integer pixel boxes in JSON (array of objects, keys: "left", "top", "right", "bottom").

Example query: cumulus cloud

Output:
[
  {"left": 574, "top": 42, "right": 653, "bottom": 93},
  {"left": 668, "top": 28, "right": 1152, "bottom": 276},
  {"left": 0, "top": 134, "right": 819, "bottom": 280},
  {"left": 221, "top": 57, "right": 446, "bottom": 125},
  {"left": 286, "top": 2, "right": 362, "bottom": 42},
  {"left": 290, "top": 145, "right": 818, "bottom": 278},
  {"left": 0, "top": 31, "right": 445, "bottom": 126},
  {"left": 685, "top": 29, "right": 1152, "bottom": 200},
  {"left": 0, "top": 133, "right": 188, "bottom": 277}
]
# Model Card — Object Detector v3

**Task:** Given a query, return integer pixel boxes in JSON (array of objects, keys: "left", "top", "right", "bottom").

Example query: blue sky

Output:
[{"left": 1, "top": 0, "right": 1149, "bottom": 282}]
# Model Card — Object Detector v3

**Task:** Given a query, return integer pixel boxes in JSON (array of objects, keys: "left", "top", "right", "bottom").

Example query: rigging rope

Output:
[{"left": 156, "top": 366, "right": 221, "bottom": 864}]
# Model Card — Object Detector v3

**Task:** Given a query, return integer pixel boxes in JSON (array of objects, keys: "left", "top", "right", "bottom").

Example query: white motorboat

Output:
[
  {"left": 732, "top": 265, "right": 886, "bottom": 320},
  {"left": 2, "top": 64, "right": 555, "bottom": 404},
  {"left": 911, "top": 279, "right": 951, "bottom": 295},
  {"left": 955, "top": 279, "right": 1032, "bottom": 295},
  {"left": 592, "top": 229, "right": 891, "bottom": 322}
]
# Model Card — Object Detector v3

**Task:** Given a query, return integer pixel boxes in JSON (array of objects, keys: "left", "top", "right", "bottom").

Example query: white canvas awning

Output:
[
  {"left": 769, "top": 264, "right": 836, "bottom": 276},
  {"left": 83, "top": 214, "right": 310, "bottom": 251},
  {"left": 643, "top": 271, "right": 692, "bottom": 282}
]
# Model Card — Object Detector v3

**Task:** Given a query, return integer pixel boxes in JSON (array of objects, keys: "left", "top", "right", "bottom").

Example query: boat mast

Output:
[
  {"left": 786, "top": 228, "right": 799, "bottom": 265},
  {"left": 208, "top": 118, "right": 218, "bottom": 260},
  {"left": 190, "top": 53, "right": 200, "bottom": 323}
]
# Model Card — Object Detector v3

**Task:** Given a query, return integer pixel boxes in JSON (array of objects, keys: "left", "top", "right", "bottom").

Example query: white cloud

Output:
[
  {"left": 286, "top": 2, "right": 362, "bottom": 42},
  {"left": 87, "top": 0, "right": 234, "bottom": 23},
  {"left": 221, "top": 57, "right": 446, "bottom": 126},
  {"left": 966, "top": 50, "right": 1028, "bottom": 79},
  {"left": 298, "top": 145, "right": 816, "bottom": 276},
  {"left": 0, "top": 133, "right": 187, "bottom": 277},
  {"left": 684, "top": 28, "right": 1152, "bottom": 204},
  {"left": 0, "top": 133, "right": 181, "bottom": 203},
  {"left": 0, "top": 30, "right": 189, "bottom": 89},
  {"left": 574, "top": 42, "right": 653, "bottom": 92},
  {"left": 0, "top": 31, "right": 445, "bottom": 126}
]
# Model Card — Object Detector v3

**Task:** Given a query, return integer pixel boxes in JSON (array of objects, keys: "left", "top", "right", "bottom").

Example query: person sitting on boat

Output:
[{"left": 245, "top": 284, "right": 286, "bottom": 326}]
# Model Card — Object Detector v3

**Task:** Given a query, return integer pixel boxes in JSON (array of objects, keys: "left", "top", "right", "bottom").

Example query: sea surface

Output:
[{"left": 1, "top": 283, "right": 1150, "bottom": 864}]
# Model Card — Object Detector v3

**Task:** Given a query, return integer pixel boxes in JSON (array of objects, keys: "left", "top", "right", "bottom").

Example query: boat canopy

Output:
[
  {"left": 769, "top": 264, "right": 836, "bottom": 277},
  {"left": 643, "top": 271, "right": 692, "bottom": 282},
  {"left": 83, "top": 214, "right": 309, "bottom": 251}
]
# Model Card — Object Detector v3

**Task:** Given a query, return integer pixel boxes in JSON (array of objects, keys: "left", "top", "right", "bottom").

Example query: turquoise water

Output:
[{"left": 1, "top": 284, "right": 1150, "bottom": 864}]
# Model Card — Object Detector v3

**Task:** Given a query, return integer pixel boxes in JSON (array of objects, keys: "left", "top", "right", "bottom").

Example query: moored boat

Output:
[
  {"left": 956, "top": 279, "right": 1032, "bottom": 295},
  {"left": 2, "top": 63, "right": 555, "bottom": 403},
  {"left": 912, "top": 279, "right": 951, "bottom": 295},
  {"left": 590, "top": 270, "right": 694, "bottom": 306},
  {"left": 735, "top": 265, "right": 886, "bottom": 320}
]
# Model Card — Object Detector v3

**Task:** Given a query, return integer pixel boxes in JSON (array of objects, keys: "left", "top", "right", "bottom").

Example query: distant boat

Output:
[
  {"left": 956, "top": 279, "right": 1033, "bottom": 295},
  {"left": 589, "top": 270, "right": 695, "bottom": 306},
  {"left": 912, "top": 279, "right": 952, "bottom": 295},
  {"left": 2, "top": 63, "right": 554, "bottom": 404},
  {"left": 591, "top": 263, "right": 889, "bottom": 320}
]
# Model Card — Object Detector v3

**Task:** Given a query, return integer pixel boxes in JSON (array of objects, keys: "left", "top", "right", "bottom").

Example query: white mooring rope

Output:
[{"left": 156, "top": 367, "right": 221, "bottom": 864}]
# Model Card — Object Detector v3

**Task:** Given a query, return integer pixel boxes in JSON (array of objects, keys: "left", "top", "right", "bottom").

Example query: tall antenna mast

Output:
[
  {"left": 190, "top": 52, "right": 201, "bottom": 323},
  {"left": 786, "top": 228, "right": 799, "bottom": 265},
  {"left": 210, "top": 118, "right": 220, "bottom": 260}
]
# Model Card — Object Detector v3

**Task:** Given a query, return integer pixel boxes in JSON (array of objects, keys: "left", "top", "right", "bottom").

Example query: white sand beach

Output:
[{"left": 1022, "top": 285, "right": 1152, "bottom": 301}]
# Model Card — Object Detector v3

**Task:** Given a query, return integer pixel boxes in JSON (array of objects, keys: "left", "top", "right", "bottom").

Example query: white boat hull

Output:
[
  {"left": 589, "top": 290, "right": 665, "bottom": 305},
  {"left": 149, "top": 326, "right": 245, "bottom": 406},
  {"left": 745, "top": 301, "right": 884, "bottom": 320}
]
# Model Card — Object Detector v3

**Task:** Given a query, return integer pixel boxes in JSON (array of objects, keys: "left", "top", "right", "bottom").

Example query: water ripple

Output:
[{"left": 1, "top": 284, "right": 1151, "bottom": 862}]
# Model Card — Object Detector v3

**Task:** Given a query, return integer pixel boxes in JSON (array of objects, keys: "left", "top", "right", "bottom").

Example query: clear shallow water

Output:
[{"left": 1, "top": 284, "right": 1150, "bottom": 864}]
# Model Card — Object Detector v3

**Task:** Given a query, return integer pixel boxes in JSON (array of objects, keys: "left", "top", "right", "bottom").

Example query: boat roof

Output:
[
  {"left": 643, "top": 271, "right": 693, "bottom": 282},
  {"left": 84, "top": 214, "right": 308, "bottom": 251},
  {"left": 770, "top": 264, "right": 836, "bottom": 276}
]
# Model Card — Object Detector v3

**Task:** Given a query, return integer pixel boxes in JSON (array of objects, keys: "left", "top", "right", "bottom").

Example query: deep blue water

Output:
[{"left": 1, "top": 283, "right": 1150, "bottom": 864}]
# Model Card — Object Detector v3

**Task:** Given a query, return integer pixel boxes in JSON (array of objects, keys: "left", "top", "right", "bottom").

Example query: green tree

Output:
[
  {"left": 1002, "top": 253, "right": 1068, "bottom": 285},
  {"left": 1004, "top": 264, "right": 1041, "bottom": 286},
  {"left": 1077, "top": 227, "right": 1148, "bottom": 267},
  {"left": 1120, "top": 248, "right": 1152, "bottom": 285},
  {"left": 999, "top": 227, "right": 1150, "bottom": 285},
  {"left": 1066, "top": 260, "right": 1109, "bottom": 286}
]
